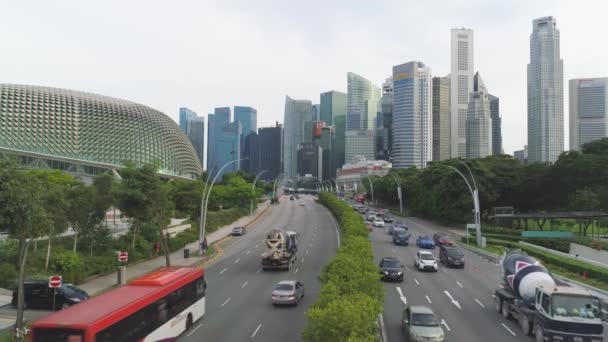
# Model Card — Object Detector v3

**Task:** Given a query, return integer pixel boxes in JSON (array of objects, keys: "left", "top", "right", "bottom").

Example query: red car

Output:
[{"left": 433, "top": 233, "right": 453, "bottom": 246}]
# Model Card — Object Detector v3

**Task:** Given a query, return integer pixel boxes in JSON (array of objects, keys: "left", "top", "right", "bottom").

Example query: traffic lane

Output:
[
  {"left": 180, "top": 196, "right": 338, "bottom": 342},
  {"left": 370, "top": 226, "right": 521, "bottom": 342}
]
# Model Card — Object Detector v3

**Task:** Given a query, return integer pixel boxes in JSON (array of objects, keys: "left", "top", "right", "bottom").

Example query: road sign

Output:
[
  {"left": 48, "top": 275, "right": 62, "bottom": 288},
  {"left": 118, "top": 252, "right": 128, "bottom": 262}
]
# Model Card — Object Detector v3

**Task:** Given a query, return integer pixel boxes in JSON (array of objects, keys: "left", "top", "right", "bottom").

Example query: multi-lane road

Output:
[
  {"left": 371, "top": 214, "right": 608, "bottom": 342},
  {"left": 179, "top": 195, "right": 339, "bottom": 342}
]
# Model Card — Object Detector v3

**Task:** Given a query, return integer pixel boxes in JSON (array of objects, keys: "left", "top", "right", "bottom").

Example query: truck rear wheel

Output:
[
  {"left": 519, "top": 315, "right": 531, "bottom": 336},
  {"left": 534, "top": 325, "right": 544, "bottom": 342}
]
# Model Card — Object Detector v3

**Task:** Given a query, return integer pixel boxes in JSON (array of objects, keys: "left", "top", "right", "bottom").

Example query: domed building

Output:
[{"left": 0, "top": 84, "right": 202, "bottom": 180}]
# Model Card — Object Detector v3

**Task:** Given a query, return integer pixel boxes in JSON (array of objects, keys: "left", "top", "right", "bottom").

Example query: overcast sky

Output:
[{"left": 1, "top": 0, "right": 607, "bottom": 154}]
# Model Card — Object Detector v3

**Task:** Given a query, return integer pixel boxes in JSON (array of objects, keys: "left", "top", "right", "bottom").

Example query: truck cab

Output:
[{"left": 532, "top": 286, "right": 604, "bottom": 342}]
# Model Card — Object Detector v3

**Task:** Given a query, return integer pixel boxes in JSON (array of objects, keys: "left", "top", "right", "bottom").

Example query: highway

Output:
[
  {"left": 371, "top": 213, "right": 608, "bottom": 342},
  {"left": 179, "top": 195, "right": 339, "bottom": 342}
]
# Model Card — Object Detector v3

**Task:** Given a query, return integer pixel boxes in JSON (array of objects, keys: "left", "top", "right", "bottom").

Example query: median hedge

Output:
[{"left": 303, "top": 193, "right": 384, "bottom": 342}]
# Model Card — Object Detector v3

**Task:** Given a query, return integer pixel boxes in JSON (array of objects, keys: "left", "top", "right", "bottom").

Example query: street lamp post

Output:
[
  {"left": 447, "top": 160, "right": 481, "bottom": 246},
  {"left": 362, "top": 174, "right": 375, "bottom": 205},
  {"left": 272, "top": 173, "right": 285, "bottom": 201},
  {"left": 251, "top": 170, "right": 268, "bottom": 216},
  {"left": 387, "top": 171, "right": 403, "bottom": 213},
  {"left": 199, "top": 158, "right": 247, "bottom": 254}
]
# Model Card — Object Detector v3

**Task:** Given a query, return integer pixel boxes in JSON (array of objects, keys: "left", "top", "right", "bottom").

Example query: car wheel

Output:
[
  {"left": 61, "top": 302, "right": 70, "bottom": 310},
  {"left": 520, "top": 314, "right": 532, "bottom": 336},
  {"left": 186, "top": 313, "right": 193, "bottom": 332},
  {"left": 495, "top": 296, "right": 502, "bottom": 313},
  {"left": 534, "top": 324, "right": 544, "bottom": 342},
  {"left": 501, "top": 300, "right": 512, "bottom": 319}
]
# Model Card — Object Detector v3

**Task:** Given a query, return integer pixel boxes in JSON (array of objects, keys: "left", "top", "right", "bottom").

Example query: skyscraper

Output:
[
  {"left": 333, "top": 114, "right": 346, "bottom": 172},
  {"left": 187, "top": 116, "right": 205, "bottom": 168},
  {"left": 392, "top": 61, "right": 432, "bottom": 169},
  {"left": 346, "top": 72, "right": 381, "bottom": 131},
  {"left": 345, "top": 130, "right": 375, "bottom": 163},
  {"left": 257, "top": 123, "right": 283, "bottom": 181},
  {"left": 207, "top": 107, "right": 231, "bottom": 172},
  {"left": 569, "top": 78, "right": 608, "bottom": 151},
  {"left": 312, "top": 104, "right": 320, "bottom": 122},
  {"left": 379, "top": 77, "right": 394, "bottom": 162},
  {"left": 489, "top": 94, "right": 502, "bottom": 155},
  {"left": 179, "top": 107, "right": 197, "bottom": 133},
  {"left": 320, "top": 90, "right": 347, "bottom": 125},
  {"left": 450, "top": 28, "right": 474, "bottom": 158},
  {"left": 527, "top": 16, "right": 564, "bottom": 163},
  {"left": 466, "top": 72, "right": 493, "bottom": 159},
  {"left": 215, "top": 121, "right": 242, "bottom": 178},
  {"left": 234, "top": 106, "right": 257, "bottom": 138},
  {"left": 432, "top": 77, "right": 450, "bottom": 161},
  {"left": 283, "top": 96, "right": 313, "bottom": 181}
]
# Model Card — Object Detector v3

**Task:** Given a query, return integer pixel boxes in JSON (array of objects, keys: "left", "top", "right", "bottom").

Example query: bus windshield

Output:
[{"left": 551, "top": 294, "right": 601, "bottom": 319}]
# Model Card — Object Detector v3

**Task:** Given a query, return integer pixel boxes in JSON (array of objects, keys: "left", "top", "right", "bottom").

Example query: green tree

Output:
[
  {"left": 0, "top": 161, "right": 48, "bottom": 333},
  {"left": 113, "top": 164, "right": 173, "bottom": 266}
]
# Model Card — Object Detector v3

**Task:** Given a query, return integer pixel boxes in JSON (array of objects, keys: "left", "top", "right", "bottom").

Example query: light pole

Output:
[
  {"left": 387, "top": 171, "right": 403, "bottom": 213},
  {"left": 362, "top": 174, "right": 375, "bottom": 205},
  {"left": 447, "top": 160, "right": 481, "bottom": 246},
  {"left": 251, "top": 170, "right": 268, "bottom": 216},
  {"left": 199, "top": 158, "right": 247, "bottom": 254},
  {"left": 272, "top": 173, "right": 285, "bottom": 201}
]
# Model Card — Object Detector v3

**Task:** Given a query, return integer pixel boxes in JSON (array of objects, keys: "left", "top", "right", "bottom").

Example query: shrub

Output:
[
  {"left": 303, "top": 193, "right": 383, "bottom": 342},
  {"left": 0, "top": 263, "right": 17, "bottom": 289},
  {"left": 51, "top": 249, "right": 83, "bottom": 273}
]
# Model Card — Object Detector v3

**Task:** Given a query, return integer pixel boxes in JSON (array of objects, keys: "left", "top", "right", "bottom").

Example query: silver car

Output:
[
  {"left": 231, "top": 226, "right": 246, "bottom": 236},
  {"left": 402, "top": 305, "right": 445, "bottom": 341},
  {"left": 271, "top": 280, "right": 304, "bottom": 306}
]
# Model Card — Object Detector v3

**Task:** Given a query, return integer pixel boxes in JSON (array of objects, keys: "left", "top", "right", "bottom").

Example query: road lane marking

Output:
[
  {"left": 444, "top": 291, "right": 462, "bottom": 310},
  {"left": 186, "top": 323, "right": 202, "bottom": 336},
  {"left": 241, "top": 281, "right": 249, "bottom": 288},
  {"left": 440, "top": 319, "right": 451, "bottom": 332},
  {"left": 295, "top": 268, "right": 299, "bottom": 273},
  {"left": 456, "top": 281, "right": 463, "bottom": 288},
  {"left": 256, "top": 268, "right": 262, "bottom": 273},
  {"left": 309, "top": 243, "right": 313, "bottom": 248},
  {"left": 220, "top": 297, "right": 231, "bottom": 307},
  {"left": 301, "top": 257, "right": 305, "bottom": 263},
  {"left": 379, "top": 314, "right": 388, "bottom": 342},
  {"left": 251, "top": 323, "right": 262, "bottom": 338},
  {"left": 405, "top": 266, "right": 411, "bottom": 272},
  {"left": 326, "top": 211, "right": 341, "bottom": 247},
  {"left": 246, "top": 250, "right": 251, "bottom": 255},
  {"left": 501, "top": 323, "right": 517, "bottom": 336},
  {"left": 414, "top": 278, "right": 420, "bottom": 285},
  {"left": 396, "top": 287, "right": 407, "bottom": 305},
  {"left": 234, "top": 258, "right": 240, "bottom": 264},
  {"left": 475, "top": 298, "right": 485, "bottom": 307},
  {"left": 425, "top": 295, "right": 432, "bottom": 304},
  {"left": 306, "top": 249, "right": 309, "bottom": 255},
  {"left": 220, "top": 268, "right": 227, "bottom": 274},
  {"left": 441, "top": 268, "right": 447, "bottom": 273}
]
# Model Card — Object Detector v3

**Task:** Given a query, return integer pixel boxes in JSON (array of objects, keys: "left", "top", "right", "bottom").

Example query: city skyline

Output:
[{"left": 1, "top": 1, "right": 607, "bottom": 155}]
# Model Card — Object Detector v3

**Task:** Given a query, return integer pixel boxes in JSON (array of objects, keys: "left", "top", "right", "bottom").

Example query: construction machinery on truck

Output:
[
  {"left": 494, "top": 251, "right": 604, "bottom": 341},
  {"left": 261, "top": 229, "right": 298, "bottom": 271}
]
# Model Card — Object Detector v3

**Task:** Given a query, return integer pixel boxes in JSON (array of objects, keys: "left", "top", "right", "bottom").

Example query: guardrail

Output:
[{"left": 519, "top": 241, "right": 608, "bottom": 269}]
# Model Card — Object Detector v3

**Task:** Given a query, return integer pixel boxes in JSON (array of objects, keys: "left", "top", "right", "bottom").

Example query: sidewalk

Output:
[{"left": 79, "top": 200, "right": 272, "bottom": 296}]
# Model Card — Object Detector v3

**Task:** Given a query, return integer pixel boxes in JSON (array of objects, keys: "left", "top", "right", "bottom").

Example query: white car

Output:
[
  {"left": 373, "top": 218, "right": 385, "bottom": 227},
  {"left": 414, "top": 251, "right": 438, "bottom": 272}
]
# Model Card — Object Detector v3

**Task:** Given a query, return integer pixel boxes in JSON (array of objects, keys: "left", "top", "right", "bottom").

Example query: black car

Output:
[
  {"left": 12, "top": 281, "right": 89, "bottom": 310},
  {"left": 290, "top": 196, "right": 294, "bottom": 200},
  {"left": 379, "top": 257, "right": 404, "bottom": 282},
  {"left": 439, "top": 245, "right": 465, "bottom": 268},
  {"left": 383, "top": 214, "right": 394, "bottom": 223}
]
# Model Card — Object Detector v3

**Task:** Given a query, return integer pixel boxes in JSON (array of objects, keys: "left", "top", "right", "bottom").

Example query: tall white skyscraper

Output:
[
  {"left": 392, "top": 61, "right": 433, "bottom": 169},
  {"left": 283, "top": 96, "right": 312, "bottom": 181},
  {"left": 569, "top": 78, "right": 608, "bottom": 151},
  {"left": 527, "top": 16, "right": 564, "bottom": 162},
  {"left": 466, "top": 72, "right": 493, "bottom": 158},
  {"left": 450, "top": 28, "right": 474, "bottom": 158}
]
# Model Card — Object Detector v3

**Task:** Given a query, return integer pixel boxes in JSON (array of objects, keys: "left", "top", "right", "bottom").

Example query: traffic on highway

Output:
[{"left": 17, "top": 195, "right": 608, "bottom": 341}]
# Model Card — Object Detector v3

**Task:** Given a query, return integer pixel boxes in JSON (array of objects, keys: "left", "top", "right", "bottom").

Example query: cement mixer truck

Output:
[
  {"left": 261, "top": 229, "right": 298, "bottom": 271},
  {"left": 495, "top": 251, "right": 604, "bottom": 341}
]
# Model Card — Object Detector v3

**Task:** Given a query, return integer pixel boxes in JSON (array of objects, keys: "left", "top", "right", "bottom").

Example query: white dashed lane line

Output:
[
  {"left": 241, "top": 281, "right": 249, "bottom": 288},
  {"left": 234, "top": 258, "right": 240, "bottom": 264},
  {"left": 219, "top": 268, "right": 227, "bottom": 274},
  {"left": 220, "top": 297, "right": 231, "bottom": 308},
  {"left": 251, "top": 324, "right": 262, "bottom": 338},
  {"left": 475, "top": 298, "right": 485, "bottom": 307},
  {"left": 456, "top": 281, "right": 463, "bottom": 288},
  {"left": 425, "top": 295, "right": 432, "bottom": 304},
  {"left": 501, "top": 323, "right": 517, "bottom": 336}
]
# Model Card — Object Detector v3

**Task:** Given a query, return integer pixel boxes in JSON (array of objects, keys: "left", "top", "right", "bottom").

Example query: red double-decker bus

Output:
[{"left": 29, "top": 267, "right": 206, "bottom": 342}]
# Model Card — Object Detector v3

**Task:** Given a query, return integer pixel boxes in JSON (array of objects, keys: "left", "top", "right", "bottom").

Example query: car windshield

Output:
[
  {"left": 551, "top": 294, "right": 601, "bottom": 319},
  {"left": 232, "top": 227, "right": 242, "bottom": 231},
  {"left": 60, "top": 284, "right": 79, "bottom": 296},
  {"left": 396, "top": 232, "right": 408, "bottom": 238},
  {"left": 447, "top": 250, "right": 463, "bottom": 257},
  {"left": 382, "top": 259, "right": 400, "bottom": 268},
  {"left": 420, "top": 236, "right": 430, "bottom": 240},
  {"left": 274, "top": 284, "right": 294, "bottom": 291},
  {"left": 420, "top": 254, "right": 434, "bottom": 260},
  {"left": 411, "top": 313, "right": 439, "bottom": 327}
]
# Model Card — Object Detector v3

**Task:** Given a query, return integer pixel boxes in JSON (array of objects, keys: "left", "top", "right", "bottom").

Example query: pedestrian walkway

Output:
[{"left": 79, "top": 200, "right": 272, "bottom": 295}]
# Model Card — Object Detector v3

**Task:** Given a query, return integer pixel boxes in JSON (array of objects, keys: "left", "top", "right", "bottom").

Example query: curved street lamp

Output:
[
  {"left": 387, "top": 171, "right": 403, "bottom": 213},
  {"left": 199, "top": 158, "right": 247, "bottom": 253},
  {"left": 251, "top": 170, "right": 268, "bottom": 216},
  {"left": 361, "top": 174, "right": 375, "bottom": 205},
  {"left": 442, "top": 160, "right": 481, "bottom": 246},
  {"left": 272, "top": 173, "right": 285, "bottom": 201}
]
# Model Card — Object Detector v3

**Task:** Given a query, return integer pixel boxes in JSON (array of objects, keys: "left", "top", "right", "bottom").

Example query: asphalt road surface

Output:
[
  {"left": 370, "top": 214, "right": 608, "bottom": 342},
  {"left": 178, "top": 195, "right": 339, "bottom": 342}
]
